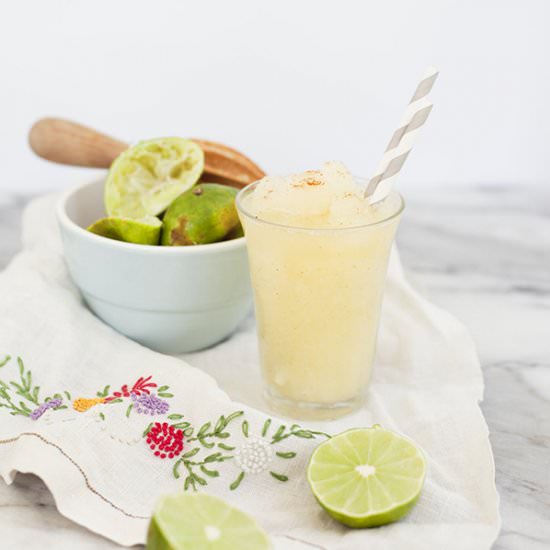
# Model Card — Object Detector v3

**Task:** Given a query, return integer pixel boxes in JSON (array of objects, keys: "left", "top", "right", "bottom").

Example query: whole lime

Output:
[{"left": 161, "top": 183, "right": 242, "bottom": 246}]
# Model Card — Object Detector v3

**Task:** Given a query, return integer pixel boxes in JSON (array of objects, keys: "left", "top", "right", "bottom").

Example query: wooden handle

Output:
[{"left": 29, "top": 118, "right": 128, "bottom": 168}]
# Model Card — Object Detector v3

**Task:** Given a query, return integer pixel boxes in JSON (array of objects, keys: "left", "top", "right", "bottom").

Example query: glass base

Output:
[{"left": 264, "top": 389, "right": 364, "bottom": 421}]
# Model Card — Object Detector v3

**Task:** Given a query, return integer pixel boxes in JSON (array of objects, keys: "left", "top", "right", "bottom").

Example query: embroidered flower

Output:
[
  {"left": 72, "top": 397, "right": 105, "bottom": 412},
  {"left": 105, "top": 376, "right": 157, "bottom": 402},
  {"left": 146, "top": 421, "right": 184, "bottom": 459},
  {"left": 234, "top": 436, "right": 273, "bottom": 474},
  {"left": 131, "top": 392, "right": 169, "bottom": 415},
  {"left": 30, "top": 398, "right": 63, "bottom": 420}
]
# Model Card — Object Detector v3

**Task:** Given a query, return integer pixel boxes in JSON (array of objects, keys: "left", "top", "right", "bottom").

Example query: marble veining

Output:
[{"left": 0, "top": 184, "right": 548, "bottom": 549}]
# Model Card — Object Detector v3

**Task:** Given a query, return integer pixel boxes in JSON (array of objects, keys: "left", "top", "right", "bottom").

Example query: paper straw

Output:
[{"left": 365, "top": 67, "right": 439, "bottom": 203}]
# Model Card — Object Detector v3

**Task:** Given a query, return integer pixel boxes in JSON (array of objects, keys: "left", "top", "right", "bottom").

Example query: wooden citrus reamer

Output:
[{"left": 28, "top": 118, "right": 266, "bottom": 189}]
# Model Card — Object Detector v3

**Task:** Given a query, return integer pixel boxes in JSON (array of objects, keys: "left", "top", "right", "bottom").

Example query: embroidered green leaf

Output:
[
  {"left": 270, "top": 472, "right": 289, "bottom": 482},
  {"left": 191, "top": 473, "right": 207, "bottom": 486},
  {"left": 214, "top": 415, "right": 225, "bottom": 433},
  {"left": 19, "top": 401, "right": 32, "bottom": 413},
  {"left": 198, "top": 422, "right": 211, "bottom": 437},
  {"left": 99, "top": 412, "right": 106, "bottom": 421},
  {"left": 261, "top": 418, "right": 272, "bottom": 437},
  {"left": 217, "top": 443, "right": 235, "bottom": 451},
  {"left": 183, "top": 427, "right": 194, "bottom": 437},
  {"left": 157, "top": 385, "right": 170, "bottom": 392},
  {"left": 125, "top": 404, "right": 133, "bottom": 418},
  {"left": 276, "top": 451, "right": 297, "bottom": 459},
  {"left": 32, "top": 387, "right": 40, "bottom": 402},
  {"left": 168, "top": 414, "right": 184, "bottom": 420},
  {"left": 0, "top": 355, "right": 11, "bottom": 368},
  {"left": 17, "top": 357, "right": 24, "bottom": 376},
  {"left": 172, "top": 422, "right": 190, "bottom": 429},
  {"left": 216, "top": 432, "right": 230, "bottom": 439},
  {"left": 224, "top": 411, "right": 244, "bottom": 424},
  {"left": 218, "top": 455, "right": 234, "bottom": 462},
  {"left": 181, "top": 447, "right": 200, "bottom": 459},
  {"left": 272, "top": 425, "right": 286, "bottom": 442},
  {"left": 290, "top": 424, "right": 300, "bottom": 431},
  {"left": 230, "top": 471, "right": 245, "bottom": 490},
  {"left": 157, "top": 392, "right": 174, "bottom": 398},
  {"left": 198, "top": 438, "right": 215, "bottom": 449},
  {"left": 241, "top": 420, "right": 249, "bottom": 438},
  {"left": 310, "top": 430, "right": 332, "bottom": 439},
  {"left": 200, "top": 465, "right": 219, "bottom": 478},
  {"left": 98, "top": 385, "right": 110, "bottom": 398},
  {"left": 204, "top": 452, "right": 222, "bottom": 463},
  {"left": 53, "top": 393, "right": 63, "bottom": 401},
  {"left": 107, "top": 398, "right": 123, "bottom": 404},
  {"left": 293, "top": 430, "right": 314, "bottom": 439},
  {"left": 183, "top": 476, "right": 192, "bottom": 491},
  {"left": 56, "top": 405, "right": 68, "bottom": 410},
  {"left": 64, "top": 391, "right": 72, "bottom": 401},
  {"left": 173, "top": 459, "right": 185, "bottom": 479},
  {"left": 143, "top": 422, "right": 153, "bottom": 437}
]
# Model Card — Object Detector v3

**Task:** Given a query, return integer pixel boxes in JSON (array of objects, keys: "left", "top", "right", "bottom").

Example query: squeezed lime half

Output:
[
  {"left": 307, "top": 426, "right": 426, "bottom": 528},
  {"left": 105, "top": 137, "right": 204, "bottom": 218},
  {"left": 147, "top": 493, "right": 271, "bottom": 550},
  {"left": 87, "top": 216, "right": 162, "bottom": 245}
]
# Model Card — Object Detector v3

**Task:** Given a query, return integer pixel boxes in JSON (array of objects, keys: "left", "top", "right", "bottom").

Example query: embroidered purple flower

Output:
[
  {"left": 130, "top": 392, "right": 169, "bottom": 415},
  {"left": 30, "top": 398, "right": 63, "bottom": 420}
]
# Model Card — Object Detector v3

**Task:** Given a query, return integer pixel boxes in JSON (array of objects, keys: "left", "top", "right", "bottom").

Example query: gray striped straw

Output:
[{"left": 365, "top": 67, "right": 439, "bottom": 203}]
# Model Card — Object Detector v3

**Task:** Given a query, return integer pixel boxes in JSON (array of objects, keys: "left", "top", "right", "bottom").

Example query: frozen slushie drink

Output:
[{"left": 237, "top": 162, "right": 403, "bottom": 419}]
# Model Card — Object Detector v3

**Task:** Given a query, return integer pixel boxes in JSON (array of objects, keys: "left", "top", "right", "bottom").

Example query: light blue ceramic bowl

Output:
[{"left": 56, "top": 179, "right": 252, "bottom": 353}]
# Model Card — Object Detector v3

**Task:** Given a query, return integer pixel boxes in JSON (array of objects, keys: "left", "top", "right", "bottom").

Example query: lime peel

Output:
[{"left": 87, "top": 216, "right": 162, "bottom": 245}]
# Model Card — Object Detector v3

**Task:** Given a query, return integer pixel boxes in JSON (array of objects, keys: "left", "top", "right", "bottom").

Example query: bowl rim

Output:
[{"left": 56, "top": 178, "right": 246, "bottom": 255}]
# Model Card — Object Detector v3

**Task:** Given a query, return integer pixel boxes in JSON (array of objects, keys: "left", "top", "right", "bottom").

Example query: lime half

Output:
[
  {"left": 105, "top": 137, "right": 204, "bottom": 218},
  {"left": 147, "top": 493, "right": 271, "bottom": 550},
  {"left": 87, "top": 216, "right": 161, "bottom": 245},
  {"left": 307, "top": 426, "right": 426, "bottom": 528}
]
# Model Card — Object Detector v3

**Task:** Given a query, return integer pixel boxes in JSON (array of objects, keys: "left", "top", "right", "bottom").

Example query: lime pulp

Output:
[
  {"left": 104, "top": 137, "right": 204, "bottom": 218},
  {"left": 147, "top": 493, "right": 271, "bottom": 550},
  {"left": 307, "top": 426, "right": 426, "bottom": 528}
]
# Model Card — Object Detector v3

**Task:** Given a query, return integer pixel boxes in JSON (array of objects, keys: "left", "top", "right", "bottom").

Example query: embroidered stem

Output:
[
  {"left": 0, "top": 387, "right": 31, "bottom": 416},
  {"left": 9, "top": 357, "right": 41, "bottom": 406},
  {"left": 174, "top": 447, "right": 234, "bottom": 491},
  {"left": 270, "top": 424, "right": 331, "bottom": 444},
  {"left": 187, "top": 411, "right": 244, "bottom": 450}
]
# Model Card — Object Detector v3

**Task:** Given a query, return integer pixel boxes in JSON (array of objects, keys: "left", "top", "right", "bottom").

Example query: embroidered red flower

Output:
[
  {"left": 146, "top": 421, "right": 184, "bottom": 459},
  {"left": 105, "top": 376, "right": 157, "bottom": 402}
]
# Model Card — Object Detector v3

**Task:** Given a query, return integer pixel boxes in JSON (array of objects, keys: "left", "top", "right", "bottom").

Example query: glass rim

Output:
[{"left": 236, "top": 180, "right": 405, "bottom": 232}]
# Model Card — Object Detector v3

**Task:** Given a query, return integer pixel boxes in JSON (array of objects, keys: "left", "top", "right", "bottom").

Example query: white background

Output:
[{"left": 1, "top": 0, "right": 548, "bottom": 193}]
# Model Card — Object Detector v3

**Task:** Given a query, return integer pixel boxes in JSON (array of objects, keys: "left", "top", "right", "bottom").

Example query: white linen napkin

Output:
[{"left": 0, "top": 193, "right": 500, "bottom": 549}]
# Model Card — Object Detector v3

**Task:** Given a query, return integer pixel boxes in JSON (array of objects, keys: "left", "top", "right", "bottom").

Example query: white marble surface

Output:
[{"left": 0, "top": 185, "right": 548, "bottom": 549}]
